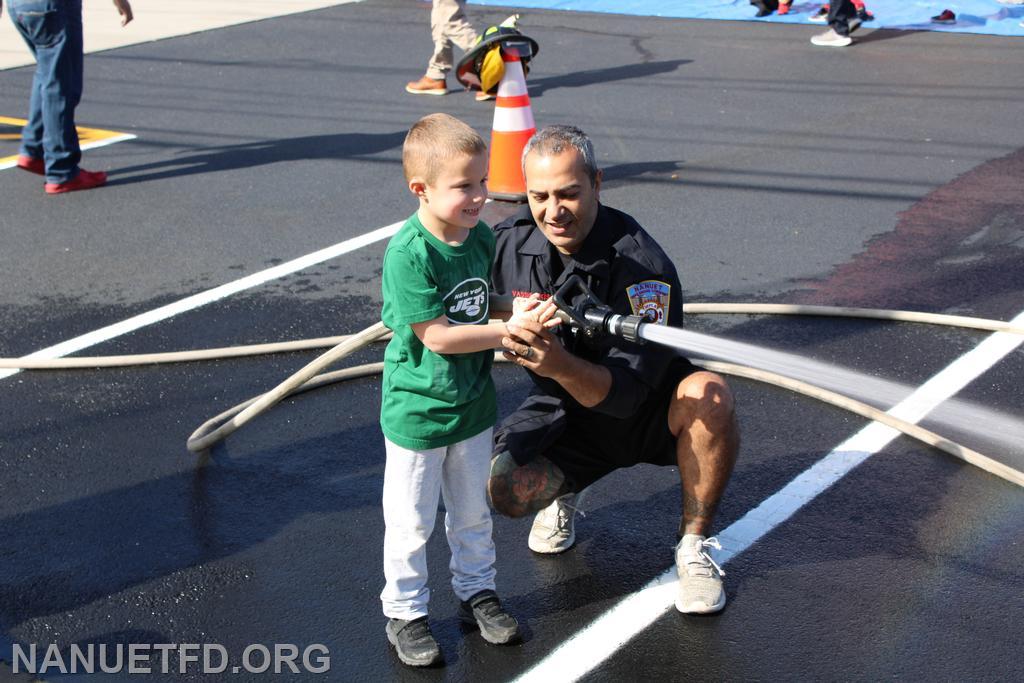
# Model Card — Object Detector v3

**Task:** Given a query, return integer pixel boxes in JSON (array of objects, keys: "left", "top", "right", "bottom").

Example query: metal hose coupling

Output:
[
  {"left": 605, "top": 310, "right": 654, "bottom": 343},
  {"left": 553, "top": 274, "right": 654, "bottom": 342}
]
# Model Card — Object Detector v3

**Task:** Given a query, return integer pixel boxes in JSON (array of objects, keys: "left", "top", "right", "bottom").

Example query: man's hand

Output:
[
  {"left": 502, "top": 318, "right": 565, "bottom": 379},
  {"left": 505, "top": 316, "right": 614, "bottom": 407},
  {"left": 113, "top": 0, "right": 133, "bottom": 26}
]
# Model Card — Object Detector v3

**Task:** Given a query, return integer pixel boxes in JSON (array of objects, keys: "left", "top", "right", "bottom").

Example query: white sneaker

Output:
[
  {"left": 528, "top": 493, "right": 584, "bottom": 554},
  {"left": 675, "top": 535, "right": 726, "bottom": 614},
  {"left": 811, "top": 28, "right": 853, "bottom": 46}
]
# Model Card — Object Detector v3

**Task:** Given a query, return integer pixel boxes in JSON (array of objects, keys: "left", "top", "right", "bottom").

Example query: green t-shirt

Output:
[{"left": 379, "top": 213, "right": 497, "bottom": 450}]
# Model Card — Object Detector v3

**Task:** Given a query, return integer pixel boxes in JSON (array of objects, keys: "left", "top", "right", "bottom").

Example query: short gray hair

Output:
[{"left": 521, "top": 125, "right": 599, "bottom": 185}]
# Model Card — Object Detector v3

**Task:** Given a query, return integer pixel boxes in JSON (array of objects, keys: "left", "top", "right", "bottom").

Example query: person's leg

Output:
[
  {"left": 444, "top": 428, "right": 519, "bottom": 644},
  {"left": 8, "top": 0, "right": 47, "bottom": 161},
  {"left": 22, "top": 71, "right": 45, "bottom": 161},
  {"left": 488, "top": 449, "right": 569, "bottom": 518},
  {"left": 426, "top": 0, "right": 476, "bottom": 80},
  {"left": 667, "top": 371, "right": 740, "bottom": 538},
  {"left": 380, "top": 438, "right": 445, "bottom": 620},
  {"left": 10, "top": 0, "right": 83, "bottom": 183},
  {"left": 827, "top": 0, "right": 857, "bottom": 36},
  {"left": 667, "top": 371, "right": 738, "bottom": 614},
  {"left": 443, "top": 0, "right": 477, "bottom": 55},
  {"left": 487, "top": 395, "right": 572, "bottom": 518},
  {"left": 441, "top": 428, "right": 496, "bottom": 600}
]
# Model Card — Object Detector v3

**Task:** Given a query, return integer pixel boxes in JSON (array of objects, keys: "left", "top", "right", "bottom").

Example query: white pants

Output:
[
  {"left": 426, "top": 0, "right": 478, "bottom": 80},
  {"left": 380, "top": 427, "right": 496, "bottom": 620}
]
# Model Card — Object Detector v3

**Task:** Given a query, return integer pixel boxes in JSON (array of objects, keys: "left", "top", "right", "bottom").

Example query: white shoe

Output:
[
  {"left": 675, "top": 535, "right": 726, "bottom": 614},
  {"left": 528, "top": 493, "right": 584, "bottom": 554},
  {"left": 811, "top": 28, "right": 853, "bottom": 46}
]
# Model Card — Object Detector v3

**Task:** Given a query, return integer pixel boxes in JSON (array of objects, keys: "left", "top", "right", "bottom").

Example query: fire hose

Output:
[{"left": 1, "top": 279, "right": 1021, "bottom": 487}]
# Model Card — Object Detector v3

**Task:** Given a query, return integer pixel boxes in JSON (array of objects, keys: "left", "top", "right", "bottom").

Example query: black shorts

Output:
[{"left": 494, "top": 360, "right": 699, "bottom": 491}]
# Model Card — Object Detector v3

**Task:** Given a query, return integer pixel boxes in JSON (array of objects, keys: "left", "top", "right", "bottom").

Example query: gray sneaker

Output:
[
  {"left": 528, "top": 492, "right": 584, "bottom": 554},
  {"left": 811, "top": 28, "right": 853, "bottom": 46},
  {"left": 385, "top": 616, "right": 442, "bottom": 667},
  {"left": 458, "top": 589, "right": 520, "bottom": 645},
  {"left": 675, "top": 535, "right": 726, "bottom": 614}
]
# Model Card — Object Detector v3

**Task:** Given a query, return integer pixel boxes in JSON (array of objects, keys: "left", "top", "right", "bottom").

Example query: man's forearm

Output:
[{"left": 549, "top": 354, "right": 613, "bottom": 408}]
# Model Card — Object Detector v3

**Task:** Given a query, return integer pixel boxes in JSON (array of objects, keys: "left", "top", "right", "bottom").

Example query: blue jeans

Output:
[{"left": 8, "top": 0, "right": 84, "bottom": 183}]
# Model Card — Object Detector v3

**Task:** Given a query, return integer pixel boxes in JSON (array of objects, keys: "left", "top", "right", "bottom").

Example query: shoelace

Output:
[
  {"left": 475, "top": 597, "right": 504, "bottom": 618},
  {"left": 544, "top": 497, "right": 586, "bottom": 538},
  {"left": 402, "top": 618, "right": 432, "bottom": 642},
  {"left": 684, "top": 536, "right": 726, "bottom": 578}
]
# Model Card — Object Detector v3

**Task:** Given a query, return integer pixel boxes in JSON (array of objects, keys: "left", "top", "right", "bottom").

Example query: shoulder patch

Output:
[{"left": 626, "top": 280, "right": 670, "bottom": 325}]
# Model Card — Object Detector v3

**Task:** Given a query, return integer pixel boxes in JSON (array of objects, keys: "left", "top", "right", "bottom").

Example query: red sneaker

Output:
[
  {"left": 931, "top": 9, "right": 956, "bottom": 24},
  {"left": 44, "top": 169, "right": 108, "bottom": 195},
  {"left": 16, "top": 155, "right": 45, "bottom": 176}
]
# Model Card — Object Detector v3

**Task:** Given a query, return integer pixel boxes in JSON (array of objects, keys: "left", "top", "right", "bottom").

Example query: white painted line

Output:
[
  {"left": 80, "top": 133, "right": 138, "bottom": 153},
  {"left": 0, "top": 221, "right": 402, "bottom": 381},
  {"left": 0, "top": 134, "right": 138, "bottom": 171},
  {"left": 514, "top": 309, "right": 1024, "bottom": 683}
]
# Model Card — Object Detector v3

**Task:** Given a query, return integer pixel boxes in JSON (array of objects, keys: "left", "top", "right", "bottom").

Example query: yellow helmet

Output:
[
  {"left": 478, "top": 46, "right": 505, "bottom": 94},
  {"left": 455, "top": 15, "right": 539, "bottom": 92}
]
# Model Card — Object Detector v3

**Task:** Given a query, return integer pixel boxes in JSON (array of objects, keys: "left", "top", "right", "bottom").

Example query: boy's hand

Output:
[
  {"left": 509, "top": 294, "right": 541, "bottom": 326},
  {"left": 509, "top": 294, "right": 561, "bottom": 329}
]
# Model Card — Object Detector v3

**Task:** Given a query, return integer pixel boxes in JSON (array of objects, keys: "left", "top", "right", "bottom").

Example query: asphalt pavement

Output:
[{"left": 1, "top": 0, "right": 1023, "bottom": 680}]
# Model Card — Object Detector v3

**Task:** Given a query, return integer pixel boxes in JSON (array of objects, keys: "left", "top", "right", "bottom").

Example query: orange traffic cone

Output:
[{"left": 487, "top": 51, "right": 535, "bottom": 202}]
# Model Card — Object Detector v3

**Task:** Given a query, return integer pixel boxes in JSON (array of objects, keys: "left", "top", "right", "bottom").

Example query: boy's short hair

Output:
[{"left": 403, "top": 113, "right": 487, "bottom": 185}]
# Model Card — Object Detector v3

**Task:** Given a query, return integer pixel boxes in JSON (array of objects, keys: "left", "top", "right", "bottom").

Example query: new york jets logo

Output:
[{"left": 443, "top": 278, "right": 489, "bottom": 324}]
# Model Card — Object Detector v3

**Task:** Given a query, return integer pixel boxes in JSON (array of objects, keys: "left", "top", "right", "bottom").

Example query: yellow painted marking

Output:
[{"left": 0, "top": 116, "right": 136, "bottom": 169}]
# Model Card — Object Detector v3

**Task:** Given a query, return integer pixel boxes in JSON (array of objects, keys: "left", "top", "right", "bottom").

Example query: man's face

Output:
[{"left": 524, "top": 148, "right": 601, "bottom": 255}]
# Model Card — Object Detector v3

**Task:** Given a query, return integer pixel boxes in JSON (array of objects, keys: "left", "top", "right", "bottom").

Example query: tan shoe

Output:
[
  {"left": 675, "top": 535, "right": 726, "bottom": 614},
  {"left": 405, "top": 75, "right": 447, "bottom": 96},
  {"left": 474, "top": 90, "right": 496, "bottom": 102}
]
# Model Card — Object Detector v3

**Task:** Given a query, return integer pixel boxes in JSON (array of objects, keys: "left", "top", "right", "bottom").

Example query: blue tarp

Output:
[{"left": 472, "top": 0, "right": 1024, "bottom": 37}]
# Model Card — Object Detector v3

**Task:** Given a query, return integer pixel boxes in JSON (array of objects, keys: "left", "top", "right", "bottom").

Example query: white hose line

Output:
[
  {"left": 3, "top": 303, "right": 1021, "bottom": 485},
  {"left": 185, "top": 322, "right": 389, "bottom": 452},
  {"left": 2, "top": 304, "right": 1019, "bottom": 370},
  {"left": 0, "top": 334, "right": 393, "bottom": 369},
  {"left": 683, "top": 303, "right": 1024, "bottom": 335},
  {"left": 182, "top": 347, "right": 1023, "bottom": 488},
  {"left": 692, "top": 360, "right": 1024, "bottom": 488}
]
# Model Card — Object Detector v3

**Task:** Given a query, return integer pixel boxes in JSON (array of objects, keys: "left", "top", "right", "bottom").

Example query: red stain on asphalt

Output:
[{"left": 788, "top": 147, "right": 1024, "bottom": 311}]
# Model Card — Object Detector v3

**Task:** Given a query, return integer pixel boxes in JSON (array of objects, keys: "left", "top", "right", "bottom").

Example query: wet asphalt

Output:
[{"left": 1, "top": 0, "right": 1023, "bottom": 680}]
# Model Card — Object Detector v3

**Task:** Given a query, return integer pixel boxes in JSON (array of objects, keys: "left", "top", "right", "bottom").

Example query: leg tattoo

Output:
[
  {"left": 488, "top": 451, "right": 568, "bottom": 518},
  {"left": 682, "top": 494, "right": 720, "bottom": 536}
]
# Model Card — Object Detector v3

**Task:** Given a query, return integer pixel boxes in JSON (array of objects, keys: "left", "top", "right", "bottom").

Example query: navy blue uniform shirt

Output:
[{"left": 491, "top": 203, "right": 690, "bottom": 421}]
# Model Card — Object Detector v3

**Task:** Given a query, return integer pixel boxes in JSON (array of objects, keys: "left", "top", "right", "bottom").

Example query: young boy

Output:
[{"left": 379, "top": 113, "right": 554, "bottom": 667}]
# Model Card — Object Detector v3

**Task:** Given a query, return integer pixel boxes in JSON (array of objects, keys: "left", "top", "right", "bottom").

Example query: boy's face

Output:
[
  {"left": 524, "top": 148, "right": 601, "bottom": 255},
  {"left": 413, "top": 151, "right": 489, "bottom": 234}
]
